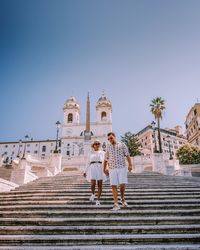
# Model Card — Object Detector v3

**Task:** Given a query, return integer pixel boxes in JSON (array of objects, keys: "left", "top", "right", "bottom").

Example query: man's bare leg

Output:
[
  {"left": 111, "top": 185, "right": 118, "bottom": 204},
  {"left": 120, "top": 183, "right": 126, "bottom": 202}
]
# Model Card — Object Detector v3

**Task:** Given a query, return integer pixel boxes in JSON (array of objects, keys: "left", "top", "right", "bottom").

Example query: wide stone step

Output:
[
  {"left": 1, "top": 194, "right": 200, "bottom": 202},
  {"left": 1, "top": 209, "right": 200, "bottom": 218},
  {"left": 1, "top": 216, "right": 200, "bottom": 226},
  {"left": 0, "top": 233, "right": 200, "bottom": 245},
  {"left": 2, "top": 188, "right": 200, "bottom": 196},
  {"left": 0, "top": 225, "right": 200, "bottom": 235},
  {"left": 0, "top": 244, "right": 200, "bottom": 250},
  {"left": 14, "top": 186, "right": 200, "bottom": 192},
  {"left": 0, "top": 203, "right": 199, "bottom": 211},
  {"left": 28, "top": 184, "right": 192, "bottom": 187},
  {"left": 1, "top": 190, "right": 200, "bottom": 198},
  {"left": 1, "top": 199, "right": 199, "bottom": 206}
]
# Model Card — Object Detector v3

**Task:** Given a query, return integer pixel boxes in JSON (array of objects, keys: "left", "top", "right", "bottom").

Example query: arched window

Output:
[
  {"left": 68, "top": 113, "right": 73, "bottom": 123},
  {"left": 101, "top": 111, "right": 107, "bottom": 121}
]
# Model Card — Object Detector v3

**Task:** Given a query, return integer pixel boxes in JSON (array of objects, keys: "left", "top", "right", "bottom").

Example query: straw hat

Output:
[{"left": 91, "top": 139, "right": 101, "bottom": 148}]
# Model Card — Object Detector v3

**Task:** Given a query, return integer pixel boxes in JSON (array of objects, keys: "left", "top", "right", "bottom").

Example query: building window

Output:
[
  {"left": 13, "top": 145, "right": 15, "bottom": 148},
  {"left": 34, "top": 150, "right": 38, "bottom": 154},
  {"left": 35, "top": 144, "right": 38, "bottom": 147},
  {"left": 5, "top": 145, "right": 8, "bottom": 148},
  {"left": 194, "top": 109, "right": 197, "bottom": 115},
  {"left": 68, "top": 113, "right": 73, "bottom": 123},
  {"left": 27, "top": 144, "right": 30, "bottom": 147},
  {"left": 66, "top": 151, "right": 70, "bottom": 156},
  {"left": 42, "top": 146, "right": 46, "bottom": 152},
  {"left": 101, "top": 111, "right": 107, "bottom": 121}
]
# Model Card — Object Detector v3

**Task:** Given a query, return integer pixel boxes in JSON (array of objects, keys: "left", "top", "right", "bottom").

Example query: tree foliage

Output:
[
  {"left": 121, "top": 132, "right": 142, "bottom": 157},
  {"left": 150, "top": 97, "right": 166, "bottom": 120},
  {"left": 176, "top": 143, "right": 200, "bottom": 165}
]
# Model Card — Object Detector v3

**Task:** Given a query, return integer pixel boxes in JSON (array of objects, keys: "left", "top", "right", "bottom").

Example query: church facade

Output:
[{"left": 61, "top": 93, "right": 112, "bottom": 158}]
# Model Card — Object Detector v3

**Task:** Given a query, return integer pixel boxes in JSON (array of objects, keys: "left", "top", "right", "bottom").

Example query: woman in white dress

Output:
[{"left": 83, "top": 140, "right": 106, "bottom": 206}]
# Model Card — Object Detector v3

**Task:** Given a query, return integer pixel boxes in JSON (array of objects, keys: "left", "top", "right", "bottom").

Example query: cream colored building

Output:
[
  {"left": 185, "top": 103, "right": 200, "bottom": 146},
  {"left": 136, "top": 125, "right": 187, "bottom": 157}
]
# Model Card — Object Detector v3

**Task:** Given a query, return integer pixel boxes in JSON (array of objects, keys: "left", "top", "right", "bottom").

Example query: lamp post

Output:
[
  {"left": 21, "top": 135, "right": 29, "bottom": 160},
  {"left": 54, "top": 121, "right": 61, "bottom": 153},
  {"left": 151, "top": 121, "right": 158, "bottom": 153},
  {"left": 167, "top": 135, "right": 173, "bottom": 160},
  {"left": 17, "top": 139, "right": 22, "bottom": 158}
]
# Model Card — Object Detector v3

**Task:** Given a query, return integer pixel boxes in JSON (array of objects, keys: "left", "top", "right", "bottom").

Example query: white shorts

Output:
[
  {"left": 109, "top": 167, "right": 128, "bottom": 186},
  {"left": 87, "top": 164, "right": 107, "bottom": 182}
]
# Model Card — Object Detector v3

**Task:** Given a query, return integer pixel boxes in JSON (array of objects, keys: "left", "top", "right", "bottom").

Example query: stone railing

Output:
[
  {"left": 0, "top": 178, "right": 19, "bottom": 192},
  {"left": 132, "top": 155, "right": 153, "bottom": 173},
  {"left": 62, "top": 156, "right": 87, "bottom": 172}
]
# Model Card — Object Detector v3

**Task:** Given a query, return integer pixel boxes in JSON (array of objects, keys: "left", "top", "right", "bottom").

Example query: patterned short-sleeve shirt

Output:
[{"left": 105, "top": 142, "right": 130, "bottom": 169}]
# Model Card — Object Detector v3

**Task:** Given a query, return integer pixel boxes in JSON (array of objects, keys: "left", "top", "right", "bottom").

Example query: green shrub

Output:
[{"left": 176, "top": 143, "right": 200, "bottom": 165}]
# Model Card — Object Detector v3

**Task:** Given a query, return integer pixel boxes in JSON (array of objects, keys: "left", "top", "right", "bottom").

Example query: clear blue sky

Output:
[{"left": 0, "top": 0, "right": 200, "bottom": 142}]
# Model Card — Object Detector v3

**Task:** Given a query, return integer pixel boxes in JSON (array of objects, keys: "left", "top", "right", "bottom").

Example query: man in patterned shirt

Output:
[{"left": 104, "top": 132, "right": 133, "bottom": 211}]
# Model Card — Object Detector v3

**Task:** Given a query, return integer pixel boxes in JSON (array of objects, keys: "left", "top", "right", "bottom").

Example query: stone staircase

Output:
[{"left": 0, "top": 171, "right": 200, "bottom": 249}]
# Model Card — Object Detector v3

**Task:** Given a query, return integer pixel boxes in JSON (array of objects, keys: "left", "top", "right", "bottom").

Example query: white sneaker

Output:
[
  {"left": 89, "top": 194, "right": 95, "bottom": 202},
  {"left": 96, "top": 200, "right": 101, "bottom": 206},
  {"left": 111, "top": 203, "right": 121, "bottom": 211},
  {"left": 120, "top": 199, "right": 129, "bottom": 207}
]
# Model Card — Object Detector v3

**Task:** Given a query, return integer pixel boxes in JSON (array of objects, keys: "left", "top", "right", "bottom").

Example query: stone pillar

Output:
[
  {"left": 48, "top": 153, "right": 62, "bottom": 175},
  {"left": 0, "top": 157, "right": 3, "bottom": 167},
  {"left": 164, "top": 159, "right": 175, "bottom": 176},
  {"left": 10, "top": 159, "right": 37, "bottom": 185},
  {"left": 132, "top": 156, "right": 144, "bottom": 173},
  {"left": 152, "top": 153, "right": 166, "bottom": 174}
]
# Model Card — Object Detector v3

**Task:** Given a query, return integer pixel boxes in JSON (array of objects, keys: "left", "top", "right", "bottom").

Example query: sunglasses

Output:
[
  {"left": 94, "top": 143, "right": 100, "bottom": 145},
  {"left": 108, "top": 137, "right": 113, "bottom": 141}
]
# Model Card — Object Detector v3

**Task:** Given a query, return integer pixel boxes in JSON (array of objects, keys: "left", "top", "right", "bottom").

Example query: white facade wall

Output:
[{"left": 0, "top": 140, "right": 58, "bottom": 163}]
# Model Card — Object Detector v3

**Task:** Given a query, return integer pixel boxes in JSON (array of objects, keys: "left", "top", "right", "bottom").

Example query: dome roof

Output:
[
  {"left": 96, "top": 94, "right": 112, "bottom": 109},
  {"left": 63, "top": 96, "right": 80, "bottom": 110}
]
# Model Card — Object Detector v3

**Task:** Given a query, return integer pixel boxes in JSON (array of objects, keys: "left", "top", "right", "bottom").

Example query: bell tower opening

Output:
[
  {"left": 101, "top": 111, "right": 107, "bottom": 121},
  {"left": 68, "top": 113, "right": 73, "bottom": 123}
]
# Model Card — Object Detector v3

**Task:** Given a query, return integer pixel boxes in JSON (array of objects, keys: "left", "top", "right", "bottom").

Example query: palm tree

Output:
[{"left": 150, "top": 97, "right": 166, "bottom": 153}]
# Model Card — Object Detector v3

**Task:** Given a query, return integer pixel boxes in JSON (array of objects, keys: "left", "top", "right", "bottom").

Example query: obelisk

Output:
[{"left": 84, "top": 93, "right": 91, "bottom": 155}]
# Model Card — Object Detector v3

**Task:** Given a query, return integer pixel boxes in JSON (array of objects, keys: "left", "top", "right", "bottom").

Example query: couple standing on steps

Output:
[{"left": 83, "top": 132, "right": 133, "bottom": 211}]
